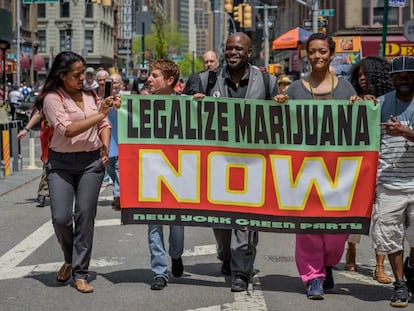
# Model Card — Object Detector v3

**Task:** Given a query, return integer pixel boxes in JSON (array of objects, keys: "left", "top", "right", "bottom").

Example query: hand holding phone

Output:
[{"left": 104, "top": 79, "right": 112, "bottom": 98}]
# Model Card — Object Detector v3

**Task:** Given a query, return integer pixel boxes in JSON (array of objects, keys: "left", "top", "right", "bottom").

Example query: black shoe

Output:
[
  {"left": 171, "top": 257, "right": 183, "bottom": 277},
  {"left": 404, "top": 257, "right": 414, "bottom": 294},
  {"left": 231, "top": 276, "right": 248, "bottom": 292},
  {"left": 323, "top": 266, "right": 334, "bottom": 290},
  {"left": 150, "top": 277, "right": 167, "bottom": 290},
  {"left": 36, "top": 195, "right": 46, "bottom": 207},
  {"left": 390, "top": 280, "right": 409, "bottom": 307},
  {"left": 221, "top": 260, "right": 231, "bottom": 276}
]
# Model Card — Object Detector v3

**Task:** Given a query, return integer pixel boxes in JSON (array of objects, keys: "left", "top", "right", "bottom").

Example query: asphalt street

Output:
[{"left": 0, "top": 130, "right": 409, "bottom": 311}]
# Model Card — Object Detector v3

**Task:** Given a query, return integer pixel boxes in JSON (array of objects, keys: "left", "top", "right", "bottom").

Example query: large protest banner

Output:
[{"left": 118, "top": 95, "right": 380, "bottom": 234}]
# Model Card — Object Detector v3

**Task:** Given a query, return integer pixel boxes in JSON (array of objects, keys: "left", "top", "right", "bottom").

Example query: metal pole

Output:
[
  {"left": 380, "top": 0, "right": 389, "bottom": 57},
  {"left": 141, "top": 22, "right": 145, "bottom": 67},
  {"left": 264, "top": 4, "right": 269, "bottom": 69},
  {"left": 312, "top": 0, "right": 319, "bottom": 34},
  {"left": 16, "top": 0, "right": 21, "bottom": 86},
  {"left": 2, "top": 48, "right": 6, "bottom": 104}
]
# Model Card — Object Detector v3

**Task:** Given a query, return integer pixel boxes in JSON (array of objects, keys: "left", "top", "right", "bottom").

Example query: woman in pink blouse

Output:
[{"left": 34, "top": 51, "right": 120, "bottom": 293}]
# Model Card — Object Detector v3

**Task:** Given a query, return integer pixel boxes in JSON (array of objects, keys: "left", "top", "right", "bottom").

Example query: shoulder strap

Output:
[
  {"left": 261, "top": 71, "right": 270, "bottom": 100},
  {"left": 200, "top": 68, "right": 219, "bottom": 96}
]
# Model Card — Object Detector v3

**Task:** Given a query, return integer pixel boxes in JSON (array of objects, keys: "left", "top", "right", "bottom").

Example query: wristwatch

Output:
[{"left": 23, "top": 127, "right": 30, "bottom": 131}]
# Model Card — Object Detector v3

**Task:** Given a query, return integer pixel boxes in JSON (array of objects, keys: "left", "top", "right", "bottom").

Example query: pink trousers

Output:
[{"left": 295, "top": 234, "right": 348, "bottom": 284}]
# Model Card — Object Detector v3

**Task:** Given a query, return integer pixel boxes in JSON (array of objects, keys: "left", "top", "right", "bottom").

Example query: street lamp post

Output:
[{"left": 16, "top": 0, "right": 21, "bottom": 87}]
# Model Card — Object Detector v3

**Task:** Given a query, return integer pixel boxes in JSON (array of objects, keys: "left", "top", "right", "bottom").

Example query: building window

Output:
[
  {"left": 85, "top": 30, "right": 94, "bottom": 53},
  {"left": 362, "top": 0, "right": 410, "bottom": 27},
  {"left": 85, "top": 2, "right": 93, "bottom": 18},
  {"left": 60, "top": 1, "right": 70, "bottom": 18},
  {"left": 60, "top": 29, "right": 72, "bottom": 51},
  {"left": 38, "top": 30, "right": 46, "bottom": 53},
  {"left": 38, "top": 4, "right": 46, "bottom": 18}
]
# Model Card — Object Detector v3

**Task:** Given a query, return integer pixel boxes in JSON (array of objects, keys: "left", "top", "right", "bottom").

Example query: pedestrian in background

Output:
[
  {"left": 83, "top": 67, "right": 98, "bottom": 91},
  {"left": 35, "top": 51, "right": 120, "bottom": 293},
  {"left": 16, "top": 109, "right": 49, "bottom": 207},
  {"left": 274, "top": 32, "right": 356, "bottom": 300},
  {"left": 372, "top": 55, "right": 414, "bottom": 308},
  {"left": 345, "top": 56, "right": 395, "bottom": 284},
  {"left": 107, "top": 72, "right": 122, "bottom": 210},
  {"left": 182, "top": 50, "right": 219, "bottom": 95},
  {"left": 8, "top": 85, "right": 23, "bottom": 121},
  {"left": 145, "top": 59, "right": 184, "bottom": 290}
]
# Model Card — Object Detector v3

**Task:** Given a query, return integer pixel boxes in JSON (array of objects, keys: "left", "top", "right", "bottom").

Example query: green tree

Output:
[
  {"left": 177, "top": 53, "right": 203, "bottom": 78},
  {"left": 132, "top": 23, "right": 186, "bottom": 65}
]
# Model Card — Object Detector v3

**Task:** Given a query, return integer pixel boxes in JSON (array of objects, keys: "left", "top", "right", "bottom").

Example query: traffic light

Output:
[
  {"left": 233, "top": 4, "right": 243, "bottom": 23},
  {"left": 318, "top": 16, "right": 327, "bottom": 33},
  {"left": 242, "top": 3, "right": 253, "bottom": 28},
  {"left": 224, "top": 0, "right": 233, "bottom": 13}
]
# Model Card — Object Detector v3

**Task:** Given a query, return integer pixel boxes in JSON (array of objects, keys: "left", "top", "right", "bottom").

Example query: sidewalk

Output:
[{"left": 0, "top": 168, "right": 43, "bottom": 197}]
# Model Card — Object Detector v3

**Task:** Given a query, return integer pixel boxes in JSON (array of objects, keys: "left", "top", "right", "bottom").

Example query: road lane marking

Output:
[{"left": 0, "top": 216, "right": 269, "bottom": 311}]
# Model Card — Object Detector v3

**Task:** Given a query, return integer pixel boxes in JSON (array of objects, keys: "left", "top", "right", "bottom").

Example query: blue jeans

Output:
[
  {"left": 148, "top": 225, "right": 184, "bottom": 281},
  {"left": 106, "top": 156, "right": 119, "bottom": 197}
]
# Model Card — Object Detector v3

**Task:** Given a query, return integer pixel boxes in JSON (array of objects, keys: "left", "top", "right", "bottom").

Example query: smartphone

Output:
[{"left": 104, "top": 79, "right": 112, "bottom": 98}]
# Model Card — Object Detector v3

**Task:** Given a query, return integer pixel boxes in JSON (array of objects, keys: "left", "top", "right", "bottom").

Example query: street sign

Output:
[
  {"left": 304, "top": 19, "right": 327, "bottom": 28},
  {"left": 318, "top": 9, "right": 335, "bottom": 16},
  {"left": 304, "top": 20, "right": 312, "bottom": 28},
  {"left": 6, "top": 53, "right": 16, "bottom": 59},
  {"left": 404, "top": 19, "right": 414, "bottom": 42},
  {"left": 22, "top": 0, "right": 58, "bottom": 3},
  {"left": 172, "top": 56, "right": 184, "bottom": 61},
  {"left": 389, "top": 0, "right": 406, "bottom": 7}
]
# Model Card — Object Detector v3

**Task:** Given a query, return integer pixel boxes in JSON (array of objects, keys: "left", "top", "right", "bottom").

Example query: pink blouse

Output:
[{"left": 43, "top": 88, "right": 111, "bottom": 153}]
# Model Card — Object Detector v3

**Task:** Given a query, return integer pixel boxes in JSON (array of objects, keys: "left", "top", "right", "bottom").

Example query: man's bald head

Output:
[{"left": 203, "top": 50, "right": 219, "bottom": 71}]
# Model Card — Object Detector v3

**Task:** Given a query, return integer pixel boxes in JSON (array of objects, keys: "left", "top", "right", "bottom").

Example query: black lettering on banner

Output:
[
  {"left": 154, "top": 100, "right": 166, "bottom": 138},
  {"left": 185, "top": 100, "right": 196, "bottom": 139},
  {"left": 217, "top": 101, "right": 229, "bottom": 142},
  {"left": 254, "top": 105, "right": 269, "bottom": 144},
  {"left": 284, "top": 105, "right": 292, "bottom": 144},
  {"left": 140, "top": 99, "right": 152, "bottom": 138},
  {"left": 304, "top": 105, "right": 318, "bottom": 145},
  {"left": 204, "top": 102, "right": 216, "bottom": 140},
  {"left": 269, "top": 105, "right": 284, "bottom": 144},
  {"left": 355, "top": 105, "right": 370, "bottom": 145},
  {"left": 197, "top": 101, "right": 203, "bottom": 140},
  {"left": 320, "top": 105, "right": 335, "bottom": 145},
  {"left": 169, "top": 100, "right": 184, "bottom": 139},
  {"left": 337, "top": 105, "right": 352, "bottom": 145},
  {"left": 127, "top": 98, "right": 138, "bottom": 138},
  {"left": 293, "top": 105, "right": 303, "bottom": 144},
  {"left": 234, "top": 103, "right": 252, "bottom": 143}
]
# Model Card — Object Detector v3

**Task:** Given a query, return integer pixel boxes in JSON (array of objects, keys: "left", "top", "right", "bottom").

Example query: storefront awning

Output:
[
  {"left": 361, "top": 36, "right": 413, "bottom": 58},
  {"left": 20, "top": 53, "right": 30, "bottom": 70},
  {"left": 33, "top": 54, "right": 45, "bottom": 71}
]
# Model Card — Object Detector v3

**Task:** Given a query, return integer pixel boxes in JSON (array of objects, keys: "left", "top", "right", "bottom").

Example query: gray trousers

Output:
[
  {"left": 46, "top": 149, "right": 104, "bottom": 280},
  {"left": 213, "top": 228, "right": 259, "bottom": 279}
]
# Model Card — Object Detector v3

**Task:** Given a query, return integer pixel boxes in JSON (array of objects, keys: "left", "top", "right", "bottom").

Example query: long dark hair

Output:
[
  {"left": 348, "top": 56, "right": 394, "bottom": 97},
  {"left": 35, "top": 51, "right": 86, "bottom": 110}
]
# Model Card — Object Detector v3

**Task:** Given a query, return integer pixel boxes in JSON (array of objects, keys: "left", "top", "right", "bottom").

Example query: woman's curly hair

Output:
[{"left": 349, "top": 56, "right": 394, "bottom": 98}]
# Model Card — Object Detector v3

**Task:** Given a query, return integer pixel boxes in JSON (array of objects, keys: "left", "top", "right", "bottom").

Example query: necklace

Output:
[
  {"left": 309, "top": 73, "right": 335, "bottom": 100},
  {"left": 393, "top": 94, "right": 414, "bottom": 150}
]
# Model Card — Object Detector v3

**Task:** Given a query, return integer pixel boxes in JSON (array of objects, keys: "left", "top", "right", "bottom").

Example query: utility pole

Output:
[
  {"left": 254, "top": 4, "right": 278, "bottom": 70},
  {"left": 312, "top": 0, "right": 319, "bottom": 34},
  {"left": 16, "top": 0, "right": 21, "bottom": 86}
]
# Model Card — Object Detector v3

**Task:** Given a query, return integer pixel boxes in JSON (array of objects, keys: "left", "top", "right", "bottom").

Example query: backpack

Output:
[
  {"left": 22, "top": 86, "right": 29, "bottom": 96},
  {"left": 200, "top": 67, "right": 271, "bottom": 99}
]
